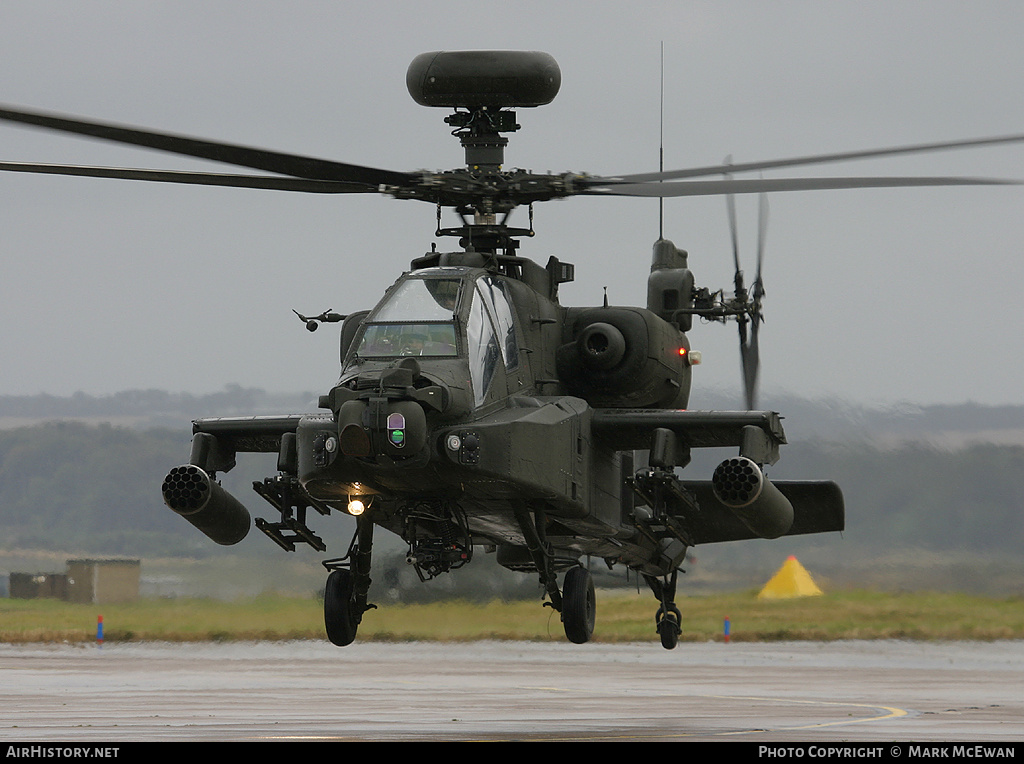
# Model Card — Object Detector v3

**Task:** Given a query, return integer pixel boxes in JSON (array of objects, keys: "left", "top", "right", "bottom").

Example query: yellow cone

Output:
[{"left": 757, "top": 555, "right": 823, "bottom": 599}]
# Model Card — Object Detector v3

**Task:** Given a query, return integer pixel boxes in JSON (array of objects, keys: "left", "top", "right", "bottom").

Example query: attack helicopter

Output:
[{"left": 2, "top": 50, "right": 1023, "bottom": 649}]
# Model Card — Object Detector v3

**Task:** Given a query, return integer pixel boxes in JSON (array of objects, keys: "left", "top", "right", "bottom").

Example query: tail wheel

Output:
[
  {"left": 324, "top": 569, "right": 359, "bottom": 647},
  {"left": 562, "top": 566, "right": 596, "bottom": 644}
]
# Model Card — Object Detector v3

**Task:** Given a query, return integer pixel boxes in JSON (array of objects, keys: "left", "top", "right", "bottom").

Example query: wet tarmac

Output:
[{"left": 0, "top": 640, "right": 1021, "bottom": 742}]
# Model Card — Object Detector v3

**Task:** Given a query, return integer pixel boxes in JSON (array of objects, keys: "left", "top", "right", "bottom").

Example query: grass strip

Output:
[{"left": 1, "top": 589, "right": 1021, "bottom": 644}]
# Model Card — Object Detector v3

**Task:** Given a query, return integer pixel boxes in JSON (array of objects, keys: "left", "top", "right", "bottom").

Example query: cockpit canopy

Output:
[
  {"left": 354, "top": 277, "right": 462, "bottom": 358},
  {"left": 350, "top": 270, "right": 522, "bottom": 408}
]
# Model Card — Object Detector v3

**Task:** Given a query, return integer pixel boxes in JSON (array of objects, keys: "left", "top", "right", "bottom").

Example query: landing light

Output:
[{"left": 347, "top": 498, "right": 366, "bottom": 516}]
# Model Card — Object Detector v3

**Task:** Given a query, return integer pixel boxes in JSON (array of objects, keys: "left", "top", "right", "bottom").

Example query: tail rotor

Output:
[{"left": 725, "top": 158, "right": 768, "bottom": 410}]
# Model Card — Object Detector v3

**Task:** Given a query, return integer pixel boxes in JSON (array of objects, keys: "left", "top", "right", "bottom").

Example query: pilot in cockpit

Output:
[{"left": 399, "top": 329, "right": 428, "bottom": 356}]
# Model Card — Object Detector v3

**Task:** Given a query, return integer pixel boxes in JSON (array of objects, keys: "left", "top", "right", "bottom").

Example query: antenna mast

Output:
[{"left": 659, "top": 42, "right": 665, "bottom": 239}]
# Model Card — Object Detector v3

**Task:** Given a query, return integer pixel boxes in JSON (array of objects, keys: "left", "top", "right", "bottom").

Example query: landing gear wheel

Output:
[
  {"left": 324, "top": 569, "right": 359, "bottom": 647},
  {"left": 562, "top": 566, "right": 596, "bottom": 644},
  {"left": 656, "top": 604, "right": 682, "bottom": 650}
]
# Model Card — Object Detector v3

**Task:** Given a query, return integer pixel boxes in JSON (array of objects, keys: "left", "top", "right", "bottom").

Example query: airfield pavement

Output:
[{"left": 0, "top": 640, "right": 1020, "bottom": 743}]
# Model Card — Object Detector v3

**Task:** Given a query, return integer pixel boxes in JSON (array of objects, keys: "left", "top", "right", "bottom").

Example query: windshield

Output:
[
  {"left": 354, "top": 277, "right": 462, "bottom": 358},
  {"left": 355, "top": 322, "right": 458, "bottom": 357}
]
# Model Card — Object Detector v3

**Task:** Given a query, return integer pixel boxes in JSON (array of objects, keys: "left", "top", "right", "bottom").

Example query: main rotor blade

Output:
[
  {"left": 583, "top": 175, "right": 1020, "bottom": 198},
  {"left": 592, "top": 133, "right": 1024, "bottom": 184},
  {"left": 0, "top": 161, "right": 381, "bottom": 193},
  {"left": 0, "top": 105, "right": 415, "bottom": 188}
]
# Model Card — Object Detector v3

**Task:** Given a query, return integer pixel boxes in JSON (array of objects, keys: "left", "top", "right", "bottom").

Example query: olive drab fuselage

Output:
[{"left": 296, "top": 254, "right": 695, "bottom": 575}]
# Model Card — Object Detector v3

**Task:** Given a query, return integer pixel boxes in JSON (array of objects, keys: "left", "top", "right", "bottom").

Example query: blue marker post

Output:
[
  {"left": 723, "top": 616, "right": 730, "bottom": 643},
  {"left": 97, "top": 615, "right": 103, "bottom": 648}
]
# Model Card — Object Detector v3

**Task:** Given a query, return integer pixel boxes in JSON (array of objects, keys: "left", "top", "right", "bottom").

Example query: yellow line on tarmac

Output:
[{"left": 707, "top": 694, "right": 909, "bottom": 735}]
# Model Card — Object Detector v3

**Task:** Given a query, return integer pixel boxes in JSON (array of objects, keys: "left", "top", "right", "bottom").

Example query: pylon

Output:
[{"left": 757, "top": 555, "right": 823, "bottom": 599}]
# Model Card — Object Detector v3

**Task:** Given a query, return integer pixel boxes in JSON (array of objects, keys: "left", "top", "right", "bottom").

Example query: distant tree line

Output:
[
  {"left": 0, "top": 418, "right": 1021, "bottom": 559},
  {"left": 0, "top": 386, "right": 317, "bottom": 421},
  {"left": 771, "top": 440, "right": 1024, "bottom": 555},
  {"left": 6, "top": 388, "right": 1024, "bottom": 439}
]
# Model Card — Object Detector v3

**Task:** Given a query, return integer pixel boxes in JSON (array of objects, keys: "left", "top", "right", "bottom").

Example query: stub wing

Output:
[
  {"left": 173, "top": 414, "right": 328, "bottom": 552},
  {"left": 592, "top": 408, "right": 843, "bottom": 543},
  {"left": 183, "top": 414, "right": 305, "bottom": 476},
  {"left": 192, "top": 414, "right": 303, "bottom": 453},
  {"left": 591, "top": 408, "right": 787, "bottom": 464}
]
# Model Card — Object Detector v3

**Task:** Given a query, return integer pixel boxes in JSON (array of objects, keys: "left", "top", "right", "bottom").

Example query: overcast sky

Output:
[{"left": 1, "top": 1, "right": 1023, "bottom": 409}]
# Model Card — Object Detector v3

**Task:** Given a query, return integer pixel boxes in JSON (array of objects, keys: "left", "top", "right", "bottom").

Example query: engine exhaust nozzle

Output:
[
  {"left": 712, "top": 456, "right": 794, "bottom": 539},
  {"left": 161, "top": 464, "right": 250, "bottom": 546}
]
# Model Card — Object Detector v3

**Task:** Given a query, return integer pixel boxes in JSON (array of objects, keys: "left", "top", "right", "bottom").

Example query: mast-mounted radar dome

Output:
[{"left": 406, "top": 50, "right": 561, "bottom": 109}]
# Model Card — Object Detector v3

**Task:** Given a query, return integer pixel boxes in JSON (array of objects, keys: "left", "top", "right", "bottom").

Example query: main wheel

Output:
[
  {"left": 656, "top": 603, "right": 681, "bottom": 650},
  {"left": 324, "top": 569, "right": 359, "bottom": 647},
  {"left": 562, "top": 566, "right": 596, "bottom": 644}
]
